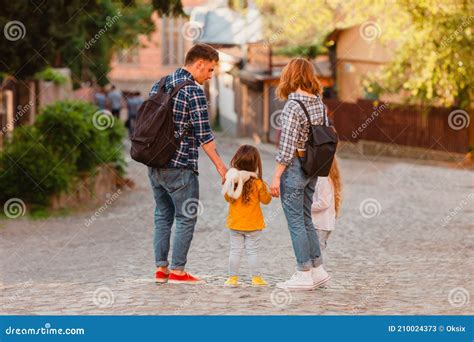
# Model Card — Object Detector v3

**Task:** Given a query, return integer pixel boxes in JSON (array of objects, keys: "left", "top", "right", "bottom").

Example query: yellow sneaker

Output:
[
  {"left": 225, "top": 276, "right": 239, "bottom": 286},
  {"left": 252, "top": 276, "right": 268, "bottom": 286}
]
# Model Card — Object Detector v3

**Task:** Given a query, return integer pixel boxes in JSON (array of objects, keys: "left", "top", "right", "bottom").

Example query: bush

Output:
[
  {"left": 0, "top": 100, "right": 127, "bottom": 208},
  {"left": 35, "top": 101, "right": 91, "bottom": 169},
  {"left": 80, "top": 104, "right": 127, "bottom": 174},
  {"left": 0, "top": 126, "right": 73, "bottom": 205},
  {"left": 36, "top": 100, "right": 126, "bottom": 174},
  {"left": 34, "top": 67, "right": 68, "bottom": 85}
]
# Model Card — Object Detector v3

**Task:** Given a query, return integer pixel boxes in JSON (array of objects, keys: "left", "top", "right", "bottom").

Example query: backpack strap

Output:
[
  {"left": 158, "top": 75, "right": 168, "bottom": 92},
  {"left": 293, "top": 99, "right": 311, "bottom": 124},
  {"left": 170, "top": 79, "right": 195, "bottom": 98},
  {"left": 293, "top": 99, "right": 329, "bottom": 127},
  {"left": 323, "top": 104, "right": 329, "bottom": 126},
  {"left": 148, "top": 76, "right": 168, "bottom": 101},
  {"left": 151, "top": 76, "right": 193, "bottom": 99},
  {"left": 293, "top": 100, "right": 314, "bottom": 144},
  {"left": 169, "top": 79, "right": 197, "bottom": 137}
]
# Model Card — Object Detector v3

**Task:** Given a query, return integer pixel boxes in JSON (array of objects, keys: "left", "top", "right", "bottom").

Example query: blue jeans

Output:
[
  {"left": 148, "top": 167, "right": 199, "bottom": 270},
  {"left": 280, "top": 158, "right": 323, "bottom": 271}
]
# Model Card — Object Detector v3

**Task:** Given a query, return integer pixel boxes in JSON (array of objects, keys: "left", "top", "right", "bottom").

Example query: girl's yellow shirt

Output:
[{"left": 224, "top": 178, "right": 272, "bottom": 231}]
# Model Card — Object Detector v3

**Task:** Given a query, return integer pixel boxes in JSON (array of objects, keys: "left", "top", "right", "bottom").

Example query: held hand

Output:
[
  {"left": 269, "top": 175, "right": 281, "bottom": 198},
  {"left": 217, "top": 165, "right": 228, "bottom": 184}
]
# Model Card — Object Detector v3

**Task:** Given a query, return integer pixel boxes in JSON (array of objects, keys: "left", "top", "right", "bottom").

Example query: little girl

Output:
[
  {"left": 222, "top": 145, "right": 271, "bottom": 286},
  {"left": 311, "top": 157, "right": 342, "bottom": 251}
]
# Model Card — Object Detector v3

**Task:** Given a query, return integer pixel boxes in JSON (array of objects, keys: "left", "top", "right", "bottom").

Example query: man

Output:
[
  {"left": 107, "top": 85, "right": 122, "bottom": 118},
  {"left": 148, "top": 44, "right": 227, "bottom": 284},
  {"left": 94, "top": 87, "right": 106, "bottom": 110},
  {"left": 125, "top": 91, "right": 143, "bottom": 136}
]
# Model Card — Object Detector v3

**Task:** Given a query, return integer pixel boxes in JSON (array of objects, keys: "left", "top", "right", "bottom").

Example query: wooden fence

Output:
[
  {"left": 235, "top": 78, "right": 470, "bottom": 154},
  {"left": 0, "top": 90, "right": 14, "bottom": 150},
  {"left": 326, "top": 99, "right": 470, "bottom": 154},
  {"left": 256, "top": 95, "right": 470, "bottom": 154}
]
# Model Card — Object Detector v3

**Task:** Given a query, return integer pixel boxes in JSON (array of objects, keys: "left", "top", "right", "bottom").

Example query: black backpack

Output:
[
  {"left": 294, "top": 99, "right": 338, "bottom": 177},
  {"left": 130, "top": 76, "right": 194, "bottom": 168}
]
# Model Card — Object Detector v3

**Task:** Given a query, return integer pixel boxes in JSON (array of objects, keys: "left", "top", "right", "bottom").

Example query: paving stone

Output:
[{"left": 0, "top": 137, "right": 472, "bottom": 315}]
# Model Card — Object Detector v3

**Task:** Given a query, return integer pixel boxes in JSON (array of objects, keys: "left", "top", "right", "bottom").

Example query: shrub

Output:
[
  {"left": 35, "top": 101, "right": 91, "bottom": 169},
  {"left": 34, "top": 67, "right": 68, "bottom": 85},
  {"left": 79, "top": 105, "right": 127, "bottom": 174},
  {"left": 36, "top": 100, "right": 126, "bottom": 174},
  {"left": 0, "top": 100, "right": 127, "bottom": 208},
  {"left": 0, "top": 126, "right": 74, "bottom": 205}
]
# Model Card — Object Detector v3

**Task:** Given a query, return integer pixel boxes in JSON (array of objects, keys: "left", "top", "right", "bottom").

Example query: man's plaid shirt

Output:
[
  {"left": 276, "top": 93, "right": 327, "bottom": 166},
  {"left": 149, "top": 68, "right": 214, "bottom": 171}
]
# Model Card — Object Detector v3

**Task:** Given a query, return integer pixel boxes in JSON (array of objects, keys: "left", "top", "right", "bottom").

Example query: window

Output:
[{"left": 162, "top": 16, "right": 186, "bottom": 66}]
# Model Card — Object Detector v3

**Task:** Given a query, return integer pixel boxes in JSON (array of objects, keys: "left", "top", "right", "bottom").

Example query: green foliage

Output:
[
  {"left": 61, "top": 0, "right": 154, "bottom": 88},
  {"left": 0, "top": 0, "right": 98, "bottom": 79},
  {"left": 0, "top": 72, "right": 7, "bottom": 83},
  {"left": 0, "top": 100, "right": 126, "bottom": 208},
  {"left": 377, "top": 0, "right": 473, "bottom": 108},
  {"left": 35, "top": 101, "right": 96, "bottom": 171},
  {"left": 275, "top": 44, "right": 326, "bottom": 59},
  {"left": 256, "top": 0, "right": 397, "bottom": 48},
  {"left": 36, "top": 100, "right": 126, "bottom": 173},
  {"left": 0, "top": 126, "right": 74, "bottom": 205},
  {"left": 0, "top": 0, "right": 154, "bottom": 87},
  {"left": 362, "top": 79, "right": 384, "bottom": 100},
  {"left": 34, "top": 67, "right": 68, "bottom": 85},
  {"left": 256, "top": 0, "right": 473, "bottom": 108},
  {"left": 153, "top": 0, "right": 185, "bottom": 17},
  {"left": 80, "top": 105, "right": 127, "bottom": 174}
]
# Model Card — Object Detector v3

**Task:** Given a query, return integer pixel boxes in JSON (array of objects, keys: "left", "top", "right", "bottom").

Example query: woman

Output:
[{"left": 270, "top": 58, "right": 331, "bottom": 290}]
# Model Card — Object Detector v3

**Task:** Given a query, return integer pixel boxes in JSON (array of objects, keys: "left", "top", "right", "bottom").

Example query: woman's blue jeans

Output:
[{"left": 280, "top": 158, "right": 323, "bottom": 271}]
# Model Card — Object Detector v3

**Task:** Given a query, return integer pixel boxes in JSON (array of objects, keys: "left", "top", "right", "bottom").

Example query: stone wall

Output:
[{"left": 50, "top": 164, "right": 124, "bottom": 210}]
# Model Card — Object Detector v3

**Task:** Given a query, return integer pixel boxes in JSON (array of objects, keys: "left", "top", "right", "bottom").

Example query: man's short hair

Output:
[{"left": 184, "top": 44, "right": 219, "bottom": 65}]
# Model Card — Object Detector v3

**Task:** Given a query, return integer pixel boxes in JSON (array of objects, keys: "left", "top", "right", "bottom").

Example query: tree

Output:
[
  {"left": 0, "top": 1, "right": 94, "bottom": 80},
  {"left": 0, "top": 0, "right": 155, "bottom": 86},
  {"left": 377, "top": 0, "right": 473, "bottom": 109},
  {"left": 152, "top": 0, "right": 185, "bottom": 17},
  {"left": 255, "top": 0, "right": 404, "bottom": 49},
  {"left": 255, "top": 0, "right": 473, "bottom": 108},
  {"left": 61, "top": 0, "right": 154, "bottom": 87}
]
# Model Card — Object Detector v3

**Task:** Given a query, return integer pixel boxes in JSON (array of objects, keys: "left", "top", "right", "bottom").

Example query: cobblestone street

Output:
[{"left": 1, "top": 137, "right": 473, "bottom": 315}]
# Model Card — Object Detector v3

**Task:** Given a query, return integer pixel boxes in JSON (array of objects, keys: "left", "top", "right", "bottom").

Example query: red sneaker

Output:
[
  {"left": 155, "top": 270, "right": 169, "bottom": 283},
  {"left": 168, "top": 272, "right": 203, "bottom": 284}
]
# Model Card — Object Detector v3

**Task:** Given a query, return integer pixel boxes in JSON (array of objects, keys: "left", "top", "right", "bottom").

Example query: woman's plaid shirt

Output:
[
  {"left": 276, "top": 93, "right": 327, "bottom": 166},
  {"left": 149, "top": 68, "right": 214, "bottom": 171}
]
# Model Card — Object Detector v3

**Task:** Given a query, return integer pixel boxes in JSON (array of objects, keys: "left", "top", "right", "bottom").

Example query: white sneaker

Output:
[
  {"left": 276, "top": 271, "right": 316, "bottom": 290},
  {"left": 311, "top": 265, "right": 331, "bottom": 287}
]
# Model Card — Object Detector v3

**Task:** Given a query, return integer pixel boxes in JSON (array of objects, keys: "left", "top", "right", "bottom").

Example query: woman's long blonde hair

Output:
[
  {"left": 329, "top": 157, "right": 342, "bottom": 217},
  {"left": 276, "top": 58, "right": 322, "bottom": 100}
]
